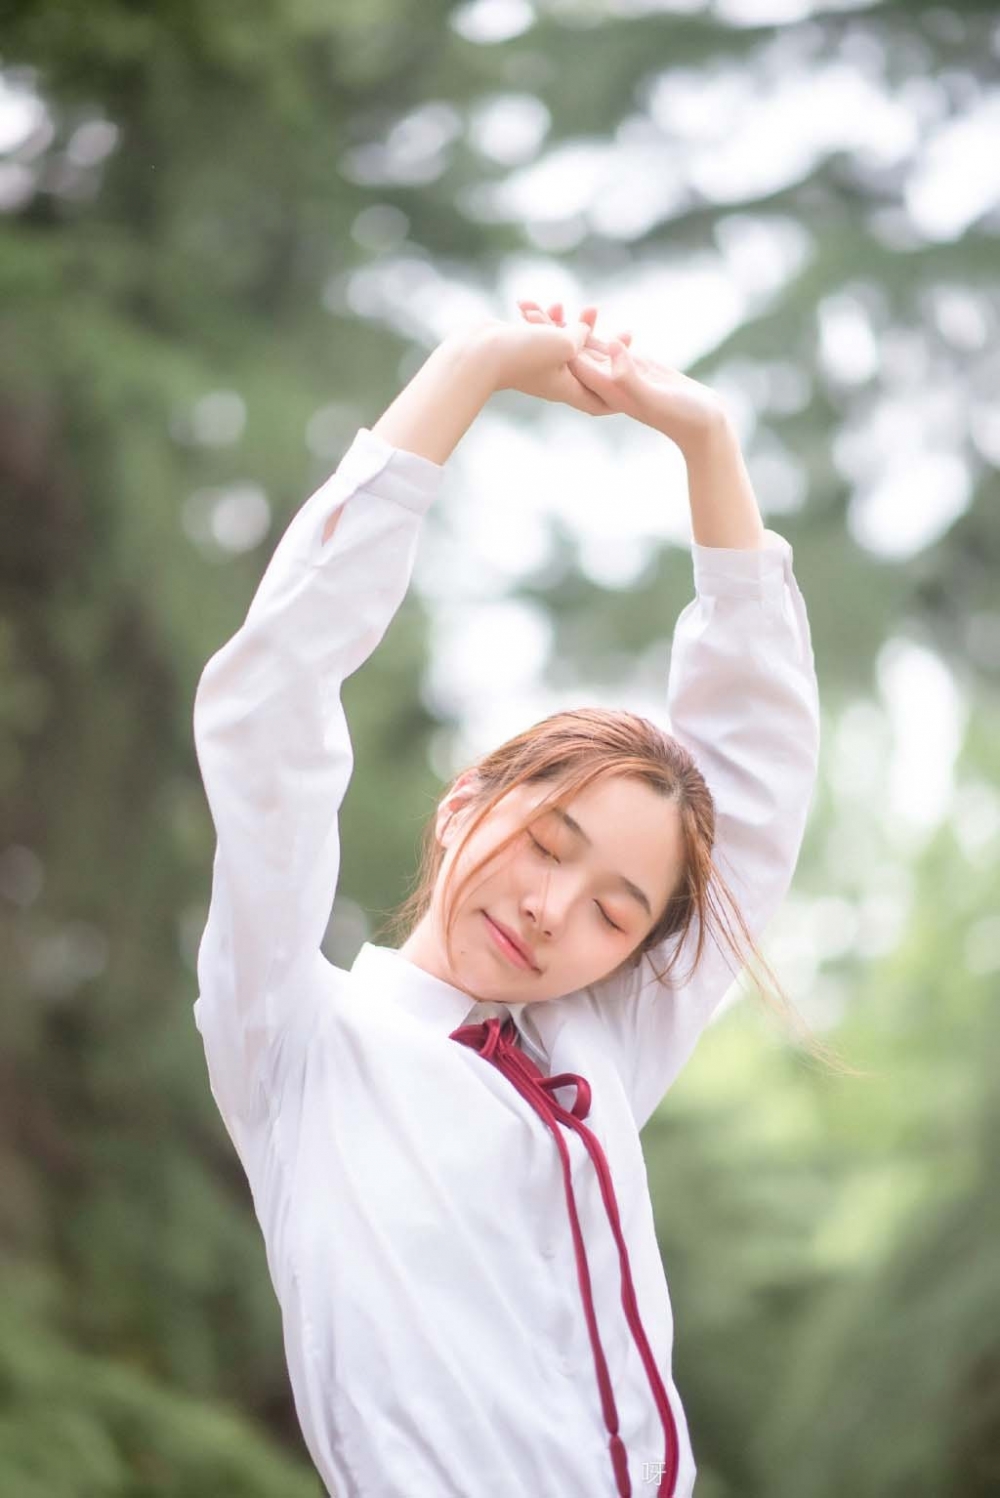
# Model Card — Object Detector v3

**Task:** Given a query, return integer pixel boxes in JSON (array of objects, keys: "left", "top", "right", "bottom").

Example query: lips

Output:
[{"left": 484, "top": 913, "right": 537, "bottom": 971}]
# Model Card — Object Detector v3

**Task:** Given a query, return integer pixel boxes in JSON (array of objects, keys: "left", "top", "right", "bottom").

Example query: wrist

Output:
[
  {"left": 659, "top": 401, "right": 731, "bottom": 460},
  {"left": 370, "top": 327, "right": 499, "bottom": 466},
  {"left": 440, "top": 322, "right": 504, "bottom": 395},
  {"left": 680, "top": 411, "right": 766, "bottom": 549},
  {"left": 682, "top": 405, "right": 733, "bottom": 455}
]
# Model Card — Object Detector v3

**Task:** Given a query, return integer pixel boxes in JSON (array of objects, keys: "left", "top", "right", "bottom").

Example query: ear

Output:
[{"left": 435, "top": 768, "right": 483, "bottom": 849}]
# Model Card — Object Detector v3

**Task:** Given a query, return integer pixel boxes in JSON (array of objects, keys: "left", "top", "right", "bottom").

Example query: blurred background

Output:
[{"left": 1, "top": 0, "right": 998, "bottom": 1493}]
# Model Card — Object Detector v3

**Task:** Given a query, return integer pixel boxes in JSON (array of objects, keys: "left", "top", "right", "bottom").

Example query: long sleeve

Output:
[
  {"left": 586, "top": 529, "right": 821, "bottom": 1132},
  {"left": 191, "top": 428, "right": 443, "bottom": 1148}
]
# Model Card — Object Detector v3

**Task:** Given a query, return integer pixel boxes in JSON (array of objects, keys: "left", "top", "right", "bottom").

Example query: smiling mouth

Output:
[{"left": 482, "top": 912, "right": 537, "bottom": 971}]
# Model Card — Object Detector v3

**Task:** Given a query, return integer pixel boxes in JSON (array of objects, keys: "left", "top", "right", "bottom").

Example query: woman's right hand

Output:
[
  {"left": 513, "top": 301, "right": 633, "bottom": 416},
  {"left": 460, "top": 306, "right": 613, "bottom": 415}
]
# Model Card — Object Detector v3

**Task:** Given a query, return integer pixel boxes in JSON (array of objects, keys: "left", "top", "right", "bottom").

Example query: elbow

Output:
[
  {"left": 192, "top": 652, "right": 224, "bottom": 756},
  {"left": 192, "top": 645, "right": 248, "bottom": 770}
]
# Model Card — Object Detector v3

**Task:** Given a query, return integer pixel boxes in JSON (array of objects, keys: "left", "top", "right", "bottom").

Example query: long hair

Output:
[{"left": 376, "top": 706, "right": 860, "bottom": 1076}]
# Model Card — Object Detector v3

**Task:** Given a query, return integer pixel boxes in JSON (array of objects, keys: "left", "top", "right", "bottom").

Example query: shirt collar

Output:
[{"left": 351, "top": 942, "right": 551, "bottom": 1072}]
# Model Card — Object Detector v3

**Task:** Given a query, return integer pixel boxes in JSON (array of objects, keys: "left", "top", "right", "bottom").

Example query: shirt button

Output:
[
  {"left": 559, "top": 1355, "right": 575, "bottom": 1377},
  {"left": 540, "top": 1240, "right": 556, "bottom": 1260}
]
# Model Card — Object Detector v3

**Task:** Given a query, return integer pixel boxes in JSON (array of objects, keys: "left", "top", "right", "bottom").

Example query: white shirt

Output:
[{"left": 192, "top": 426, "right": 820, "bottom": 1498}]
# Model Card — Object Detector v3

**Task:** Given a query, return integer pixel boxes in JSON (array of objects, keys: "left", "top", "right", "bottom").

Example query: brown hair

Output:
[{"left": 376, "top": 706, "right": 862, "bottom": 1077}]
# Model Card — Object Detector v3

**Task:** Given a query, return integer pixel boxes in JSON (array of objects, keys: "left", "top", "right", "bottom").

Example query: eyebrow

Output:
[{"left": 547, "top": 807, "right": 653, "bottom": 918}]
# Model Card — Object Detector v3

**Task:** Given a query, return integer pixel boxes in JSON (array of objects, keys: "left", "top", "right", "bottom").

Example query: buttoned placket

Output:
[{"left": 449, "top": 1013, "right": 680, "bottom": 1498}]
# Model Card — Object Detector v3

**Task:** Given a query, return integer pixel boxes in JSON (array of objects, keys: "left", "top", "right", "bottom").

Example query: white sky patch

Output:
[
  {"left": 431, "top": 661, "right": 680, "bottom": 780},
  {"left": 823, "top": 702, "right": 917, "bottom": 960},
  {"left": 648, "top": 58, "right": 918, "bottom": 202},
  {"left": 332, "top": 255, "right": 492, "bottom": 346},
  {"left": 833, "top": 368, "right": 974, "bottom": 558},
  {"left": 805, "top": 894, "right": 861, "bottom": 962},
  {"left": 876, "top": 638, "right": 967, "bottom": 845},
  {"left": 423, "top": 598, "right": 553, "bottom": 721},
  {"left": 414, "top": 418, "right": 554, "bottom": 600},
  {"left": 716, "top": 0, "right": 874, "bottom": 26},
  {"left": 603, "top": 0, "right": 706, "bottom": 17},
  {"left": 450, "top": 0, "right": 536, "bottom": 44},
  {"left": 714, "top": 212, "right": 813, "bottom": 300},
  {"left": 829, "top": 698, "right": 891, "bottom": 804},
  {"left": 475, "top": 138, "right": 623, "bottom": 224},
  {"left": 0, "top": 74, "right": 48, "bottom": 154},
  {"left": 817, "top": 289, "right": 882, "bottom": 387},
  {"left": 741, "top": 436, "right": 808, "bottom": 516},
  {"left": 467, "top": 93, "right": 551, "bottom": 167},
  {"left": 927, "top": 282, "right": 994, "bottom": 354},
  {"left": 428, "top": 405, "right": 693, "bottom": 592},
  {"left": 855, "top": 874, "right": 913, "bottom": 961},
  {"left": 906, "top": 92, "right": 1000, "bottom": 241},
  {"left": 848, "top": 450, "right": 972, "bottom": 560},
  {"left": 182, "top": 484, "right": 271, "bottom": 558},
  {"left": 340, "top": 102, "right": 464, "bottom": 188}
]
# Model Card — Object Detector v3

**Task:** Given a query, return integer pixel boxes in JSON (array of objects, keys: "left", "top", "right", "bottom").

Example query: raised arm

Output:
[
  {"left": 564, "top": 340, "right": 821, "bottom": 1128},
  {"left": 192, "top": 332, "right": 500, "bottom": 1145},
  {"left": 595, "top": 516, "right": 821, "bottom": 1130}
]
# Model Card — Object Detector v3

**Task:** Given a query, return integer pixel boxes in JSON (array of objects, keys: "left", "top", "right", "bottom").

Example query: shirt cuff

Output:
[
  {"left": 335, "top": 427, "right": 444, "bottom": 518},
  {"left": 691, "top": 526, "right": 793, "bottom": 600}
]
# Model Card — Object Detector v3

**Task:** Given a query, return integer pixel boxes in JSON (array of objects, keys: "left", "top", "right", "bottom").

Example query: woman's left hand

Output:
[{"left": 519, "top": 299, "right": 726, "bottom": 452}]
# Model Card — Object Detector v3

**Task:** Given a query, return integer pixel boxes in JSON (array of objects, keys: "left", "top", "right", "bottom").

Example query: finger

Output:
[
  {"left": 568, "top": 352, "right": 611, "bottom": 394},
  {"left": 547, "top": 301, "right": 565, "bottom": 326},
  {"left": 606, "top": 339, "right": 638, "bottom": 383},
  {"left": 576, "top": 390, "right": 610, "bottom": 416},
  {"left": 582, "top": 329, "right": 627, "bottom": 353},
  {"left": 606, "top": 338, "right": 628, "bottom": 371},
  {"left": 569, "top": 318, "right": 595, "bottom": 356},
  {"left": 576, "top": 343, "right": 614, "bottom": 369},
  {"left": 571, "top": 344, "right": 628, "bottom": 393},
  {"left": 563, "top": 376, "right": 609, "bottom": 416}
]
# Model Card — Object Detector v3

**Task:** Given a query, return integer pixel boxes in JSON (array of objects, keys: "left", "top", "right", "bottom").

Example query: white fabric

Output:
[{"left": 192, "top": 426, "right": 820, "bottom": 1497}]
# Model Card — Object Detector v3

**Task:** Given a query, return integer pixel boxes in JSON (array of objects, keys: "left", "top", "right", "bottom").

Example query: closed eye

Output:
[
  {"left": 528, "top": 832, "right": 557, "bottom": 861},
  {"left": 527, "top": 832, "right": 623, "bottom": 933}
]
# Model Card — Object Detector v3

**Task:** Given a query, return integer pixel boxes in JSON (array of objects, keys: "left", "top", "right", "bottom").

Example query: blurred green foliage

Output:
[{"left": 1, "top": 0, "right": 997, "bottom": 1493}]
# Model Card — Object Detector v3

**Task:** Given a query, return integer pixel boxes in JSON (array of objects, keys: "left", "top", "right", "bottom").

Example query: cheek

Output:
[{"left": 445, "top": 830, "right": 519, "bottom": 902}]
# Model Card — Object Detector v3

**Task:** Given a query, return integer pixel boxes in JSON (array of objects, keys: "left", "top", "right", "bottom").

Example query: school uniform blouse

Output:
[{"left": 192, "top": 425, "right": 820, "bottom": 1498}]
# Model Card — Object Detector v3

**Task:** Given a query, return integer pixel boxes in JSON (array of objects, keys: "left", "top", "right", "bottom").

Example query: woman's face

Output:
[{"left": 403, "top": 772, "right": 685, "bottom": 1004}]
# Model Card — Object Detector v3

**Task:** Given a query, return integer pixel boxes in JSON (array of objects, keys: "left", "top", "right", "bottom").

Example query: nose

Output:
[{"left": 524, "top": 867, "right": 572, "bottom": 938}]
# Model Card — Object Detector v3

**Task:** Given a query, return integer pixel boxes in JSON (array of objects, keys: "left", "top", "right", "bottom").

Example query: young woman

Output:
[{"left": 192, "top": 303, "right": 822, "bottom": 1498}]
